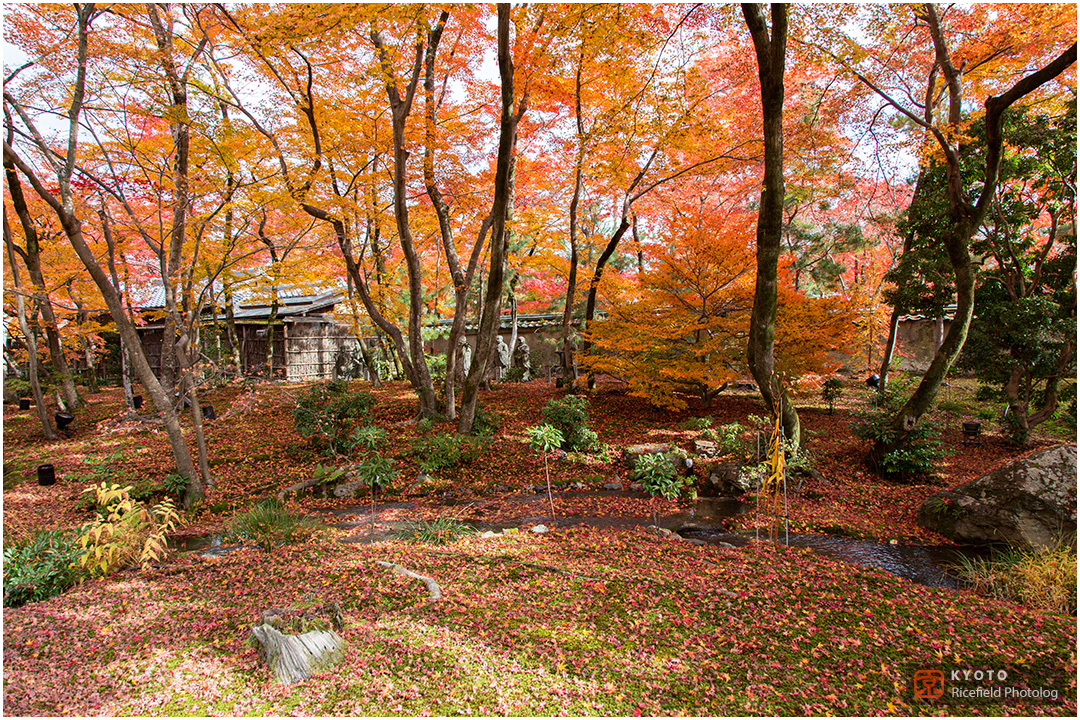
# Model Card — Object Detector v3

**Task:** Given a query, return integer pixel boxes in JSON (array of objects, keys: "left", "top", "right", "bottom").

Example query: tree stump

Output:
[{"left": 251, "top": 603, "right": 345, "bottom": 684}]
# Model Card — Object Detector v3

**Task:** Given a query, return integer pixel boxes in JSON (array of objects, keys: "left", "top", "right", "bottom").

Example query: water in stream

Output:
[{"left": 169, "top": 494, "right": 983, "bottom": 589}]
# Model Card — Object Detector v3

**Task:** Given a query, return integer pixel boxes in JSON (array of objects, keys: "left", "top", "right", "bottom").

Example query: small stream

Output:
[{"left": 170, "top": 494, "right": 984, "bottom": 590}]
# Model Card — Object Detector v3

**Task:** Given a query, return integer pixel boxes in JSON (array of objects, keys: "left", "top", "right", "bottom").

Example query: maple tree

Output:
[
  {"left": 583, "top": 199, "right": 860, "bottom": 410},
  {"left": 3, "top": 4, "right": 220, "bottom": 505},
  {"left": 4, "top": 166, "right": 84, "bottom": 413},
  {"left": 957, "top": 107, "right": 1076, "bottom": 445},
  {"left": 819, "top": 3, "right": 1076, "bottom": 465}
]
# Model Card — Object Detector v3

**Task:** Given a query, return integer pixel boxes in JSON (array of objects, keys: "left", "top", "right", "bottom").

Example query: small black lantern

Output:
[
  {"left": 962, "top": 421, "right": 983, "bottom": 447},
  {"left": 865, "top": 374, "right": 880, "bottom": 389},
  {"left": 19, "top": 398, "right": 31, "bottom": 410},
  {"left": 132, "top": 394, "right": 143, "bottom": 409},
  {"left": 202, "top": 404, "right": 216, "bottom": 421},
  {"left": 55, "top": 412, "right": 75, "bottom": 437},
  {"left": 37, "top": 463, "right": 56, "bottom": 486}
]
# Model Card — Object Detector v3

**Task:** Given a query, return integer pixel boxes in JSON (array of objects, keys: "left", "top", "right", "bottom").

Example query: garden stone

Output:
[
  {"left": 531, "top": 524, "right": 549, "bottom": 534},
  {"left": 331, "top": 481, "right": 364, "bottom": 499},
  {"left": 693, "top": 439, "right": 719, "bottom": 458},
  {"left": 917, "top": 445, "right": 1077, "bottom": 549},
  {"left": 624, "top": 443, "right": 674, "bottom": 470},
  {"left": 603, "top": 482, "right": 623, "bottom": 491},
  {"left": 703, "top": 462, "right": 753, "bottom": 497}
]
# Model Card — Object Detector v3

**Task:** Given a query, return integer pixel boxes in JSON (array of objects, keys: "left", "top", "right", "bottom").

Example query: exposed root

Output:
[{"left": 377, "top": 560, "right": 442, "bottom": 600}]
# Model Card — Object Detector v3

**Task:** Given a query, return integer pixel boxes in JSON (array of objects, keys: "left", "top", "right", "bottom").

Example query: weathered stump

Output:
[{"left": 251, "top": 603, "right": 346, "bottom": 684}]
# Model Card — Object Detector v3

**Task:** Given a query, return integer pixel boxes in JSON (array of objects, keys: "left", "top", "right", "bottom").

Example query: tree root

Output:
[{"left": 377, "top": 560, "right": 441, "bottom": 600}]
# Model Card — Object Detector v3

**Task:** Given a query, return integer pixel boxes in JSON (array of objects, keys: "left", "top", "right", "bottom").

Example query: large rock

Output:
[
  {"left": 702, "top": 462, "right": 755, "bottom": 497},
  {"left": 917, "top": 445, "right": 1077, "bottom": 549}
]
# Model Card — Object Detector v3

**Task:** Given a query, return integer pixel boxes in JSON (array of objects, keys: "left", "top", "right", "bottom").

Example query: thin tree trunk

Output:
[
  {"left": 5, "top": 216, "right": 55, "bottom": 440},
  {"left": 459, "top": 4, "right": 523, "bottom": 433},
  {"left": 4, "top": 164, "right": 82, "bottom": 410},
  {"left": 742, "top": 3, "right": 799, "bottom": 447}
]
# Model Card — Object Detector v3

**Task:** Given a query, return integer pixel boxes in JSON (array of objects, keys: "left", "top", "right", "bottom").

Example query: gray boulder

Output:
[
  {"left": 917, "top": 445, "right": 1077, "bottom": 549},
  {"left": 702, "top": 462, "right": 755, "bottom": 497}
]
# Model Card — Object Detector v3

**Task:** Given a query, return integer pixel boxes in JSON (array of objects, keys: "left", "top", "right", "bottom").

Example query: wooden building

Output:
[{"left": 136, "top": 290, "right": 369, "bottom": 382}]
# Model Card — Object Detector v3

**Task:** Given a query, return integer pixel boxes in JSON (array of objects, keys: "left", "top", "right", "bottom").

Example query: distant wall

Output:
[{"left": 894, "top": 317, "right": 952, "bottom": 372}]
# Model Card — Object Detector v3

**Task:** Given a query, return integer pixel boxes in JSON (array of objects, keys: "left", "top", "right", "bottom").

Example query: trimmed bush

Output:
[
  {"left": 293, "top": 381, "right": 376, "bottom": 455},
  {"left": 541, "top": 395, "right": 597, "bottom": 451},
  {"left": 407, "top": 433, "right": 485, "bottom": 473},
  {"left": 852, "top": 400, "right": 947, "bottom": 480}
]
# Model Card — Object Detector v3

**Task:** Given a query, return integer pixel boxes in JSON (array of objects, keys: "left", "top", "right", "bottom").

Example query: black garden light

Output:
[
  {"left": 202, "top": 404, "right": 216, "bottom": 421},
  {"left": 55, "top": 412, "right": 75, "bottom": 437},
  {"left": 962, "top": 421, "right": 983, "bottom": 447},
  {"left": 19, "top": 398, "right": 30, "bottom": 410},
  {"left": 865, "top": 374, "right": 880, "bottom": 388},
  {"left": 37, "top": 463, "right": 56, "bottom": 486},
  {"left": 132, "top": 394, "right": 143, "bottom": 409}
]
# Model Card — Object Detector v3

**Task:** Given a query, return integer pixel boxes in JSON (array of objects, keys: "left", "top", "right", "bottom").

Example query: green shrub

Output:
[
  {"left": 3, "top": 530, "right": 84, "bottom": 607},
  {"left": 716, "top": 422, "right": 748, "bottom": 457},
  {"left": 541, "top": 395, "right": 597, "bottom": 451},
  {"left": 6, "top": 378, "right": 31, "bottom": 398},
  {"left": 470, "top": 404, "right": 501, "bottom": 437},
  {"left": 821, "top": 377, "right": 843, "bottom": 413},
  {"left": 162, "top": 472, "right": 188, "bottom": 496},
  {"left": 634, "top": 453, "right": 692, "bottom": 500},
  {"left": 852, "top": 403, "right": 947, "bottom": 479},
  {"left": 679, "top": 416, "right": 713, "bottom": 431},
  {"left": 407, "top": 432, "right": 485, "bottom": 473},
  {"left": 293, "top": 381, "right": 376, "bottom": 455},
  {"left": 397, "top": 516, "right": 474, "bottom": 545},
  {"left": 348, "top": 425, "right": 389, "bottom": 452},
  {"left": 502, "top": 366, "right": 527, "bottom": 383},
  {"left": 224, "top": 498, "right": 323, "bottom": 552},
  {"left": 354, "top": 454, "right": 398, "bottom": 490}
]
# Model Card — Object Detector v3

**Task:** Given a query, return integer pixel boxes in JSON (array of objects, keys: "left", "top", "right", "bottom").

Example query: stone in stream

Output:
[
  {"left": 702, "top": 462, "right": 755, "bottom": 497},
  {"left": 917, "top": 445, "right": 1077, "bottom": 549}
]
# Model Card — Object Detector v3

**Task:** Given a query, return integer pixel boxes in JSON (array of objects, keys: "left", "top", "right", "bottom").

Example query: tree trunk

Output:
[
  {"left": 101, "top": 208, "right": 135, "bottom": 408},
  {"left": 872, "top": 224, "right": 976, "bottom": 462},
  {"left": 370, "top": 21, "right": 441, "bottom": 419},
  {"left": 68, "top": 281, "right": 99, "bottom": 393},
  {"left": 563, "top": 61, "right": 586, "bottom": 382},
  {"left": 421, "top": 13, "right": 489, "bottom": 420},
  {"left": 459, "top": 4, "right": 521, "bottom": 433},
  {"left": 877, "top": 305, "right": 903, "bottom": 398},
  {"left": 742, "top": 3, "right": 799, "bottom": 447},
  {"left": 223, "top": 281, "right": 242, "bottom": 373},
  {"left": 4, "top": 216, "right": 54, "bottom": 440},
  {"left": 4, "top": 164, "right": 82, "bottom": 410},
  {"left": 866, "top": 12, "right": 1075, "bottom": 465}
]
